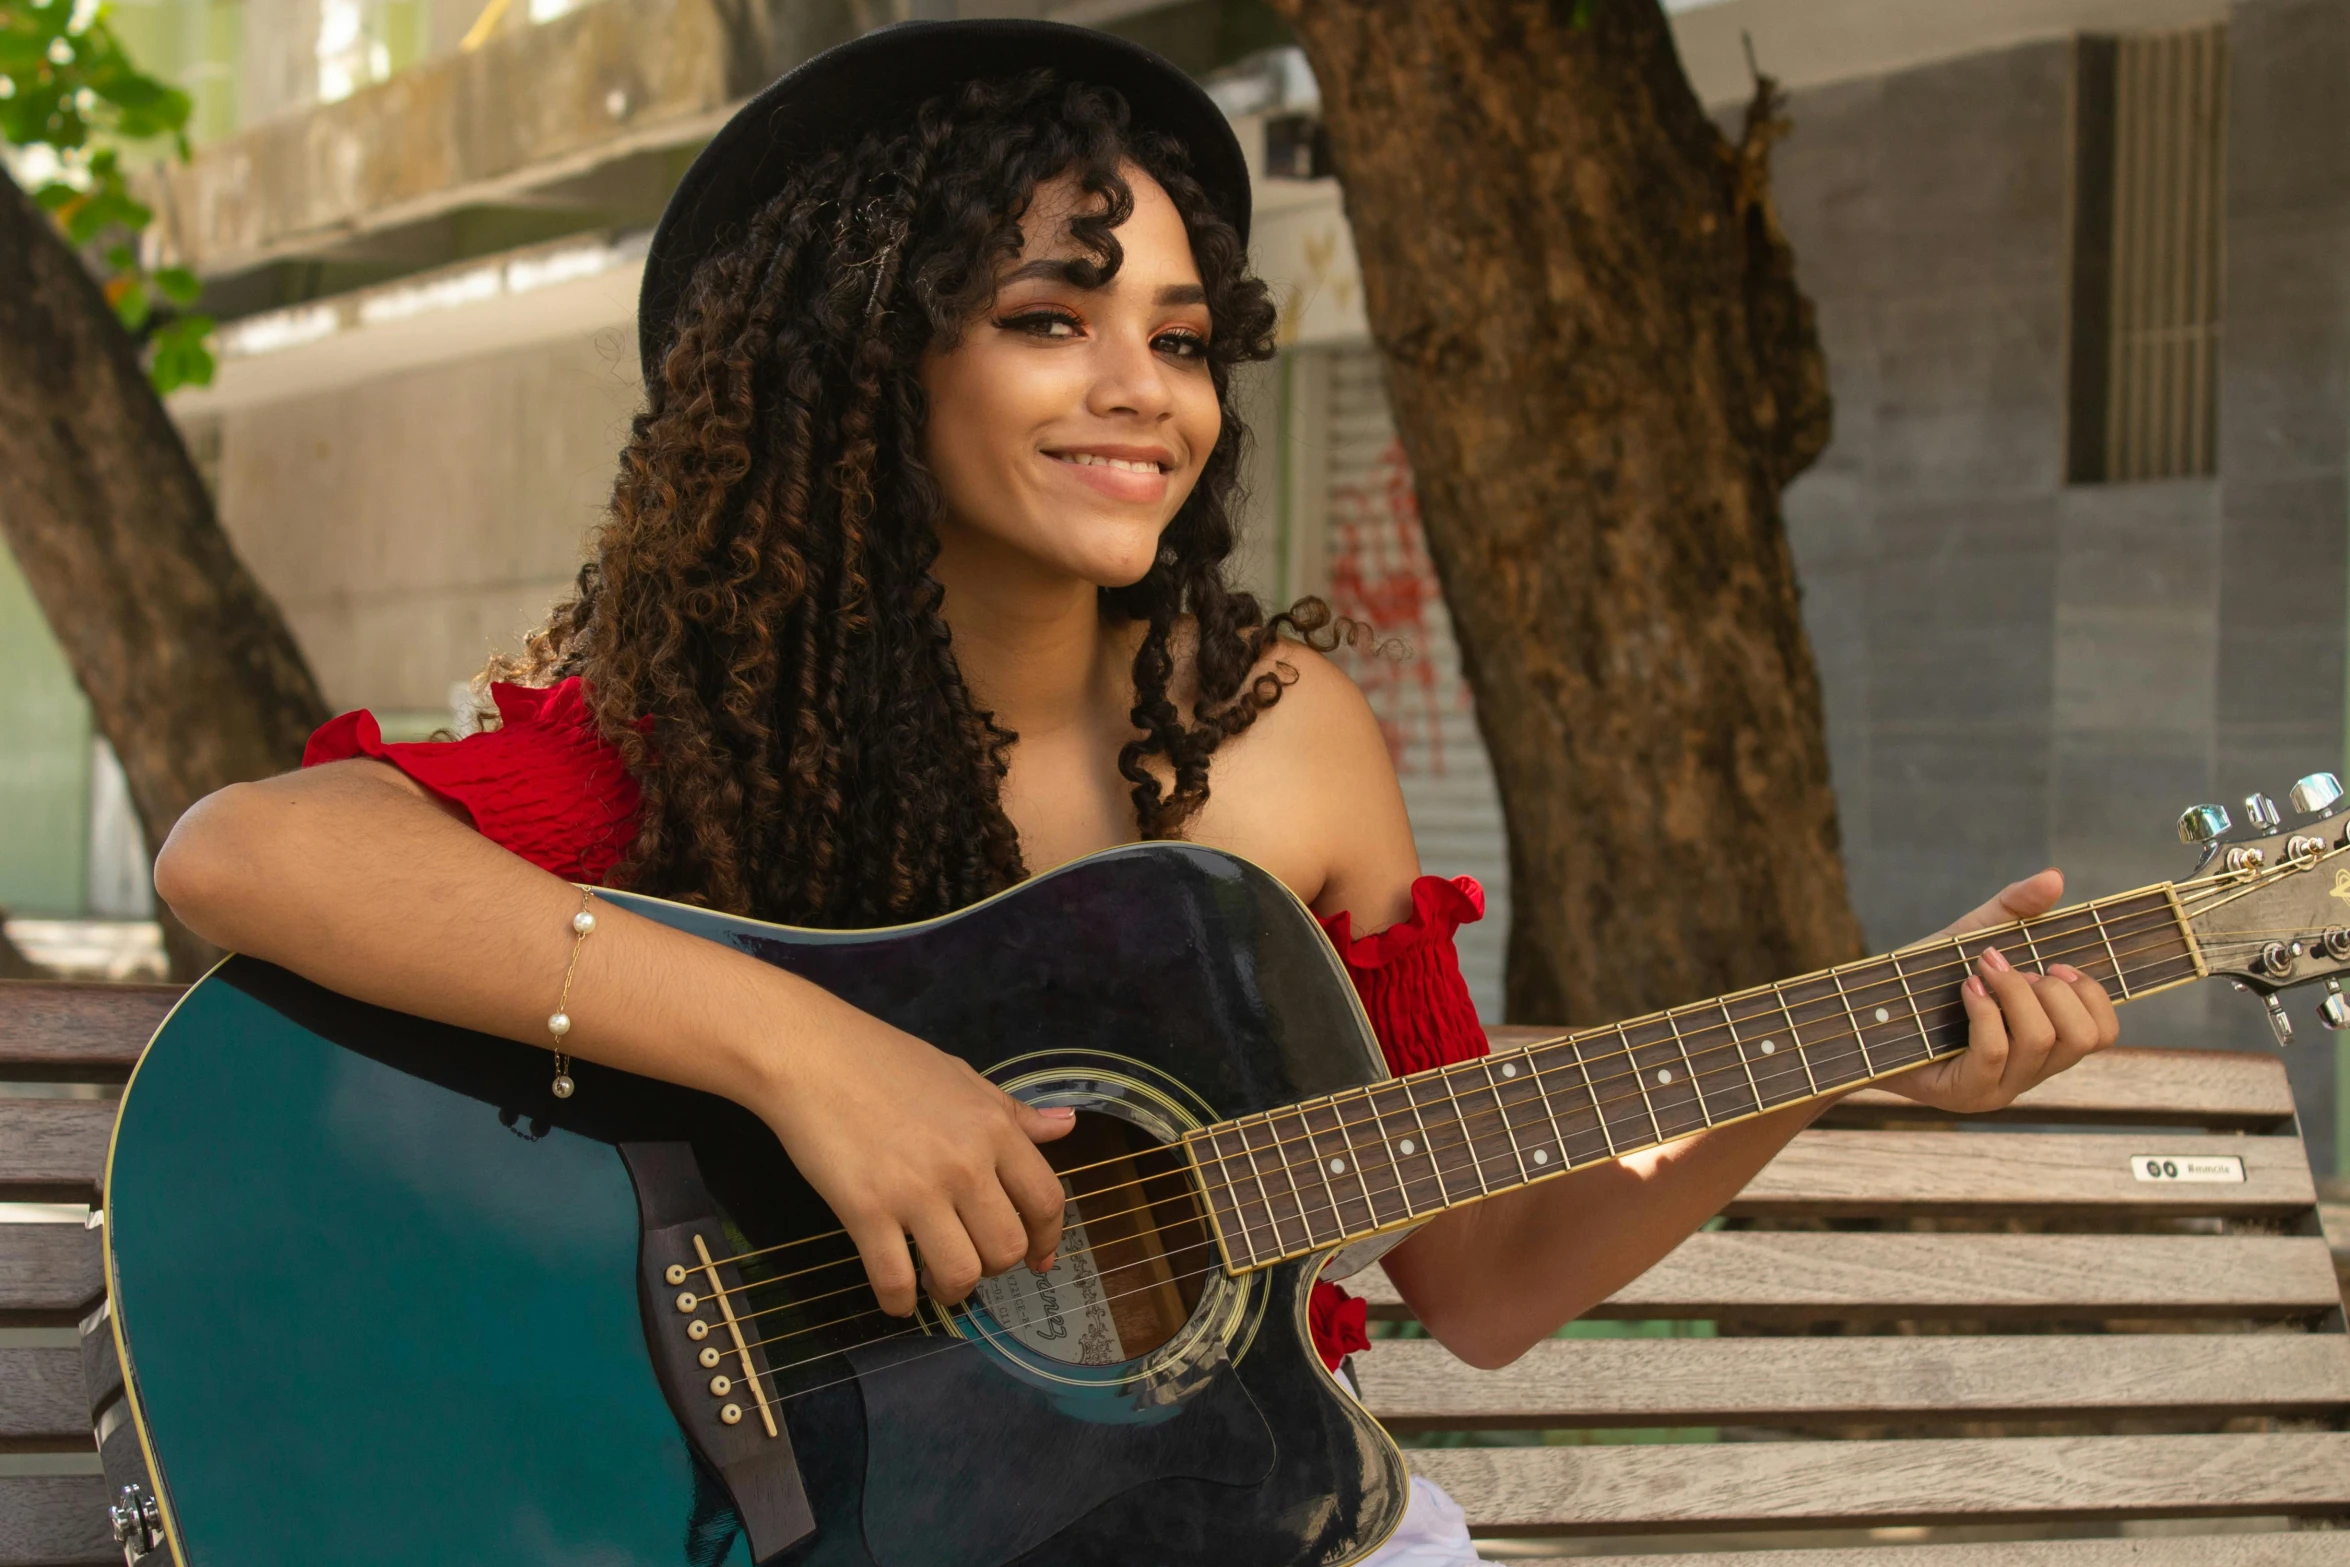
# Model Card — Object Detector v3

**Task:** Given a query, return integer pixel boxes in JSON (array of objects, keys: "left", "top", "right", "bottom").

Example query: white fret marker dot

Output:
[
  {"left": 1500, "top": 1061, "right": 1517, "bottom": 1078},
  {"left": 1874, "top": 1006, "right": 1890, "bottom": 1024},
  {"left": 1760, "top": 1040, "right": 1776, "bottom": 1054},
  {"left": 1656, "top": 1069, "right": 1672, "bottom": 1085},
  {"left": 1398, "top": 1138, "right": 1416, "bottom": 1156},
  {"left": 1531, "top": 1148, "right": 1549, "bottom": 1166},
  {"left": 1328, "top": 1157, "right": 1347, "bottom": 1175}
]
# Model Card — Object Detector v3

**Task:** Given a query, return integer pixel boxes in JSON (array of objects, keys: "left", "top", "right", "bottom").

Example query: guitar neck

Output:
[{"left": 1186, "top": 883, "right": 2204, "bottom": 1273}]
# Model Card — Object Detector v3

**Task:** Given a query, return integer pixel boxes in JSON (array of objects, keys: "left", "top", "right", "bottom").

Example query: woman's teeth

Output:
[{"left": 1057, "top": 453, "right": 1164, "bottom": 473}]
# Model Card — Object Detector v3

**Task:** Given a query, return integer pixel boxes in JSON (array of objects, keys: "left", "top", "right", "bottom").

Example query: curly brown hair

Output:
[{"left": 501, "top": 71, "right": 1313, "bottom": 928}]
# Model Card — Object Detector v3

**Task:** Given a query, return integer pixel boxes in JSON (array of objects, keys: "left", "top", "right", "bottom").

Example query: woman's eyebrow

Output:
[{"left": 999, "top": 258, "right": 1208, "bottom": 310}]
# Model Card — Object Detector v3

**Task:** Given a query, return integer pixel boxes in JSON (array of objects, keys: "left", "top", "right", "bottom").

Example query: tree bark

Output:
[
  {"left": 1269, "top": 0, "right": 1863, "bottom": 1025},
  {"left": 0, "top": 172, "right": 329, "bottom": 978}
]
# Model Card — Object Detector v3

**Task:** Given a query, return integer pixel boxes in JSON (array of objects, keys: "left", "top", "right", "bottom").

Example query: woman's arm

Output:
[
  {"left": 1203, "top": 646, "right": 2119, "bottom": 1371},
  {"left": 155, "top": 759, "right": 1072, "bottom": 1316},
  {"left": 1382, "top": 869, "right": 2120, "bottom": 1369}
]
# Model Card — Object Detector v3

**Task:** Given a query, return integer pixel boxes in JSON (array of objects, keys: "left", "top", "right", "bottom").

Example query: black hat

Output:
[{"left": 637, "top": 18, "right": 1251, "bottom": 380}]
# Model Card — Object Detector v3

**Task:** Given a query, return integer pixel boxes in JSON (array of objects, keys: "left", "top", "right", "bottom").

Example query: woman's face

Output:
[{"left": 920, "top": 162, "right": 1220, "bottom": 592}]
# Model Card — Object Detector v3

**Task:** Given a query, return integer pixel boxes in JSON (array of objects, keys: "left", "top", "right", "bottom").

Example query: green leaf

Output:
[
  {"left": 147, "top": 315, "right": 215, "bottom": 394},
  {"left": 111, "top": 275, "right": 148, "bottom": 330},
  {"left": 153, "top": 264, "right": 201, "bottom": 305},
  {"left": 31, "top": 179, "right": 77, "bottom": 212}
]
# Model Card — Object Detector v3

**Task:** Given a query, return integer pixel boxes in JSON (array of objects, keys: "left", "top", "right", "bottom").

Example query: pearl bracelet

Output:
[{"left": 547, "top": 888, "right": 598, "bottom": 1099}]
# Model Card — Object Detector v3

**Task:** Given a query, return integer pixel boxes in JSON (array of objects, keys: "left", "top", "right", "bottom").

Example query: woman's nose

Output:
[{"left": 1084, "top": 331, "right": 1174, "bottom": 421}]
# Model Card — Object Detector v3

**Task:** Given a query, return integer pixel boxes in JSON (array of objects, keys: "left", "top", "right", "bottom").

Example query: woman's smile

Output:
[{"left": 1042, "top": 443, "right": 1176, "bottom": 503}]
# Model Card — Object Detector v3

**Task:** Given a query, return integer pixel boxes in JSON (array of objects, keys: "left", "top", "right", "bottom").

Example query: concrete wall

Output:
[
  {"left": 1773, "top": 10, "right": 2346, "bottom": 1165},
  {"left": 195, "top": 326, "right": 641, "bottom": 716}
]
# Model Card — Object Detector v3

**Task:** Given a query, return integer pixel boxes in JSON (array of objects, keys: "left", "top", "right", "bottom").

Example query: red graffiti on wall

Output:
[{"left": 1326, "top": 437, "right": 1455, "bottom": 773}]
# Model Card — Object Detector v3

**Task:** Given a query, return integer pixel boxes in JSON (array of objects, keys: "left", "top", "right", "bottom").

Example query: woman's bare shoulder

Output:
[{"left": 1186, "top": 632, "right": 1422, "bottom": 920}]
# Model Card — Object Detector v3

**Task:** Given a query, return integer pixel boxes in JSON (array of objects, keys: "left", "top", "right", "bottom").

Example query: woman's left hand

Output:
[{"left": 1879, "top": 867, "right": 2122, "bottom": 1114}]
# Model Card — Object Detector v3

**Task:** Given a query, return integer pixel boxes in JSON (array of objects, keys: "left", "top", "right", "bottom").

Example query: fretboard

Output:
[{"left": 1186, "top": 883, "right": 2200, "bottom": 1273}]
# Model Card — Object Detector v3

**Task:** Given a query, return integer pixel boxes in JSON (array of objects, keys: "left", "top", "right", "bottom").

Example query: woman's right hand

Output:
[{"left": 751, "top": 1002, "right": 1076, "bottom": 1317}]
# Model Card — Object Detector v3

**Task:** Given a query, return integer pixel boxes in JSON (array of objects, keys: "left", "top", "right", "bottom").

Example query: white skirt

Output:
[{"left": 1355, "top": 1474, "right": 1479, "bottom": 1566}]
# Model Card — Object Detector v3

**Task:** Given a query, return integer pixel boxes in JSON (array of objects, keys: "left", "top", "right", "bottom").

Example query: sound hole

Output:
[{"left": 971, "top": 1110, "right": 1210, "bottom": 1366}]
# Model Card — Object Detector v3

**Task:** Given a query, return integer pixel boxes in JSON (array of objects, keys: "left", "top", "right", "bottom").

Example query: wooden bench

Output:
[{"left": 5, "top": 986, "right": 2347, "bottom": 1564}]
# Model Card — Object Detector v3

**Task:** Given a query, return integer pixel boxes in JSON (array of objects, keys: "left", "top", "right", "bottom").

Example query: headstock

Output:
[{"left": 2176, "top": 771, "right": 2350, "bottom": 1045}]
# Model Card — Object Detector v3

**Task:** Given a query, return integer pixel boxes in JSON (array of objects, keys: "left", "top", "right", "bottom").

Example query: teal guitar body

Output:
[{"left": 103, "top": 843, "right": 1412, "bottom": 1566}]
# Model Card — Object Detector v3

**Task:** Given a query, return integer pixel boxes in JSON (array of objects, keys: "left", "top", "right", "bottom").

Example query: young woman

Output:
[{"left": 154, "top": 21, "right": 2118, "bottom": 1563}]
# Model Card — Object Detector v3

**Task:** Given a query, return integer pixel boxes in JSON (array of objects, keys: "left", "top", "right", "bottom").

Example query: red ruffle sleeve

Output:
[
  {"left": 302, "top": 676, "right": 641, "bottom": 886},
  {"left": 1308, "top": 875, "right": 1488, "bottom": 1368}
]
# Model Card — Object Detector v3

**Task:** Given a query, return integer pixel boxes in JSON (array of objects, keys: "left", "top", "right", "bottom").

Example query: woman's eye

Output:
[
  {"left": 1002, "top": 309, "right": 1081, "bottom": 339},
  {"left": 1155, "top": 330, "right": 1208, "bottom": 360}
]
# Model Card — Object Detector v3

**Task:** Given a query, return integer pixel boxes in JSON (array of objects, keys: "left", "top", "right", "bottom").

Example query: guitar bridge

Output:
[{"left": 622, "top": 1142, "right": 814, "bottom": 1561}]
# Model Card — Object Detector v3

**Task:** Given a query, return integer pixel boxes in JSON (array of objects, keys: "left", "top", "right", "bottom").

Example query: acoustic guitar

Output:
[{"left": 98, "top": 777, "right": 2346, "bottom": 1565}]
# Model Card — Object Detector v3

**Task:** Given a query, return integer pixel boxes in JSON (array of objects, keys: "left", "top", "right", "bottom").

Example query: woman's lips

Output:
[{"left": 1045, "top": 450, "right": 1171, "bottom": 502}]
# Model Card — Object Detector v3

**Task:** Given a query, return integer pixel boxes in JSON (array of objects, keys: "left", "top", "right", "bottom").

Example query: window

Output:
[{"left": 2067, "top": 25, "right": 2227, "bottom": 483}]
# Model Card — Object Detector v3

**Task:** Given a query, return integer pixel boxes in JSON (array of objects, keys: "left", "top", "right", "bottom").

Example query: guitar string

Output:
[
  {"left": 711, "top": 925, "right": 2205, "bottom": 1376},
  {"left": 687, "top": 917, "right": 2208, "bottom": 1318},
  {"left": 687, "top": 907, "right": 2212, "bottom": 1295},
  {"left": 659, "top": 865, "right": 2328, "bottom": 1404},
  {"left": 692, "top": 861, "right": 2288, "bottom": 1287},
  {"left": 684, "top": 910, "right": 2192, "bottom": 1304},
  {"left": 715, "top": 920, "right": 2292, "bottom": 1364},
  {"left": 695, "top": 865, "right": 2276, "bottom": 1277}
]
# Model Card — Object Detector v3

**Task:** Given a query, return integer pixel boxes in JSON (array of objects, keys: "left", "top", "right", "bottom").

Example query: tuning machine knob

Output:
[
  {"left": 2178, "top": 804, "right": 2231, "bottom": 845},
  {"left": 2292, "top": 772, "right": 2345, "bottom": 818},
  {"left": 2262, "top": 993, "right": 2295, "bottom": 1047},
  {"left": 2321, "top": 980, "right": 2350, "bottom": 1033},
  {"left": 2245, "top": 793, "right": 2283, "bottom": 832}
]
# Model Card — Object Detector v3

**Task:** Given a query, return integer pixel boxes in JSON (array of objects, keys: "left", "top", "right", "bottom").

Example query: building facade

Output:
[{"left": 4, "top": 0, "right": 2344, "bottom": 1161}]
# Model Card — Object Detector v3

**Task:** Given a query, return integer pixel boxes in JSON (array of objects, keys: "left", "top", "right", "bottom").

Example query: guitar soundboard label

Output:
[
  {"left": 2129, "top": 1154, "right": 2246, "bottom": 1183},
  {"left": 971, "top": 1206, "right": 1127, "bottom": 1366}
]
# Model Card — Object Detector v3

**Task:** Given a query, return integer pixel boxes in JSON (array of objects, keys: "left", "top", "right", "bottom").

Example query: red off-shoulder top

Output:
[{"left": 306, "top": 676, "right": 1489, "bottom": 1368}]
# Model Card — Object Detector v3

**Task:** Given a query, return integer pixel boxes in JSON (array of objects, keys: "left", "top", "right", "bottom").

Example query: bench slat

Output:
[
  {"left": 0, "top": 1348, "right": 91, "bottom": 1444},
  {"left": 1359, "top": 1333, "right": 2350, "bottom": 1428},
  {"left": 1349, "top": 1232, "right": 2342, "bottom": 1320},
  {"left": 0, "top": 1103, "right": 115, "bottom": 1202},
  {"left": 1414, "top": 1430, "right": 2350, "bottom": 1534},
  {"left": 1727, "top": 1132, "right": 2311, "bottom": 1218},
  {"left": 0, "top": 1223, "right": 100, "bottom": 1324},
  {"left": 1481, "top": 1038, "right": 2294, "bottom": 1127},
  {"left": 0, "top": 1474, "right": 112, "bottom": 1566},
  {"left": 0, "top": 983, "right": 177, "bottom": 1079},
  {"left": 1525, "top": 1533, "right": 2350, "bottom": 1566}
]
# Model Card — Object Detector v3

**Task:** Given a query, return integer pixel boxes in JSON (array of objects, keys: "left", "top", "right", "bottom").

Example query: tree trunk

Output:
[
  {"left": 1270, "top": 0, "right": 1863, "bottom": 1025},
  {"left": 0, "top": 172, "right": 329, "bottom": 979}
]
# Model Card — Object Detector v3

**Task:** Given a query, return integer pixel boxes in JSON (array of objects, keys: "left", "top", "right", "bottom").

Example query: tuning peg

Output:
[
  {"left": 2291, "top": 773, "right": 2344, "bottom": 818},
  {"left": 2178, "top": 804, "right": 2231, "bottom": 845},
  {"left": 2321, "top": 980, "right": 2350, "bottom": 1032},
  {"left": 2245, "top": 793, "right": 2282, "bottom": 832},
  {"left": 2263, "top": 993, "right": 2296, "bottom": 1046}
]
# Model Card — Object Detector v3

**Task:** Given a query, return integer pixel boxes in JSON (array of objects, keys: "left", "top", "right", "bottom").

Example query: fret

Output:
[
  {"left": 1396, "top": 1077, "right": 1456, "bottom": 1208},
  {"left": 2088, "top": 902, "right": 2135, "bottom": 998},
  {"left": 1239, "top": 1112, "right": 1312, "bottom": 1256},
  {"left": 1327, "top": 1091, "right": 1396, "bottom": 1231},
  {"left": 1614, "top": 1024, "right": 1671, "bottom": 1144},
  {"left": 1443, "top": 1059, "right": 1514, "bottom": 1192},
  {"left": 1879, "top": 953, "right": 1933, "bottom": 1068},
  {"left": 1299, "top": 1098, "right": 1375, "bottom": 1240},
  {"left": 1530, "top": 1039, "right": 1614, "bottom": 1165},
  {"left": 1713, "top": 999, "right": 1770, "bottom": 1117},
  {"left": 2012, "top": 917, "right": 2047, "bottom": 973},
  {"left": 1476, "top": 1057, "right": 1534, "bottom": 1184},
  {"left": 1890, "top": 948, "right": 1966, "bottom": 1062},
  {"left": 1366, "top": 1081, "right": 1440, "bottom": 1218},
  {"left": 1306, "top": 1110, "right": 1348, "bottom": 1246},
  {"left": 1661, "top": 1009, "right": 1713, "bottom": 1125},
  {"left": 1431, "top": 1072, "right": 1495, "bottom": 1196},
  {"left": 1201, "top": 1127, "right": 1269, "bottom": 1268},
  {"left": 1495, "top": 1048, "right": 1569, "bottom": 1173},
  {"left": 1281, "top": 1104, "right": 1347, "bottom": 1246},
  {"left": 1824, "top": 967, "right": 1877, "bottom": 1076},
  {"left": 1773, "top": 985, "right": 1822, "bottom": 1096},
  {"left": 1563, "top": 1037, "right": 1620, "bottom": 1157}
]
